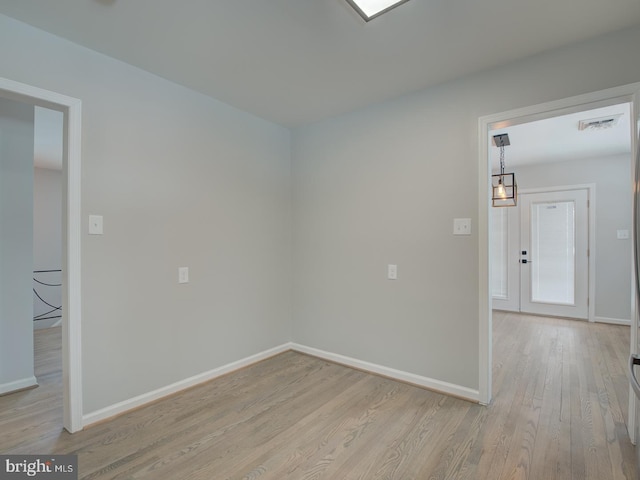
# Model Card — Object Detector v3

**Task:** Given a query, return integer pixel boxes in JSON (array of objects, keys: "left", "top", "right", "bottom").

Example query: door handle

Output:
[
  {"left": 629, "top": 354, "right": 640, "bottom": 398},
  {"left": 520, "top": 259, "right": 531, "bottom": 264}
]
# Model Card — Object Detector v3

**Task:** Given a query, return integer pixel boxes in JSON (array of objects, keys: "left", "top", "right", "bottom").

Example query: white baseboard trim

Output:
[
  {"left": 83, "top": 343, "right": 293, "bottom": 427},
  {"left": 82, "top": 341, "right": 481, "bottom": 428},
  {"left": 290, "top": 343, "right": 479, "bottom": 403},
  {"left": 594, "top": 316, "right": 631, "bottom": 326},
  {"left": 0, "top": 376, "right": 38, "bottom": 395}
]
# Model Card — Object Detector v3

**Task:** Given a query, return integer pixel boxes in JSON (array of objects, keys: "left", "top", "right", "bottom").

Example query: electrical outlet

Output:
[
  {"left": 453, "top": 218, "right": 471, "bottom": 236},
  {"left": 387, "top": 264, "right": 398, "bottom": 280}
]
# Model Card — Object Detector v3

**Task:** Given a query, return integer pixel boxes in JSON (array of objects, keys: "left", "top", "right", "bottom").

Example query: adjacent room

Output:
[{"left": 1, "top": 0, "right": 640, "bottom": 478}]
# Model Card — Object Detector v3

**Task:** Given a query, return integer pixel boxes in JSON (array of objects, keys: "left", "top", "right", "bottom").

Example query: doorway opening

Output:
[
  {"left": 33, "top": 106, "right": 64, "bottom": 330},
  {"left": 489, "top": 102, "right": 631, "bottom": 323},
  {"left": 478, "top": 83, "right": 640, "bottom": 424},
  {"left": 487, "top": 102, "right": 634, "bottom": 434},
  {"left": 0, "top": 77, "right": 83, "bottom": 433}
]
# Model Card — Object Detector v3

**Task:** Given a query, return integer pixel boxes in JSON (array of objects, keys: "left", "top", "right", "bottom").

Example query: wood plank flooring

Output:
[{"left": 0, "top": 312, "right": 636, "bottom": 479}]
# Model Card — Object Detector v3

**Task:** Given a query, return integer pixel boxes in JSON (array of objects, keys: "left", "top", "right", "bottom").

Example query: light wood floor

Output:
[{"left": 0, "top": 313, "right": 636, "bottom": 479}]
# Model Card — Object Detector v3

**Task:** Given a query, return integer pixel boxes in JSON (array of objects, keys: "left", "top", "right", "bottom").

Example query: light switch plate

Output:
[
  {"left": 88, "top": 215, "right": 103, "bottom": 235},
  {"left": 453, "top": 218, "right": 471, "bottom": 235},
  {"left": 617, "top": 229, "right": 629, "bottom": 240}
]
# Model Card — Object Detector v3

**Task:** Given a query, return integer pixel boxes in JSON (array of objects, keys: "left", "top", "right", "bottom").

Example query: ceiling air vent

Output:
[{"left": 578, "top": 114, "right": 623, "bottom": 131}]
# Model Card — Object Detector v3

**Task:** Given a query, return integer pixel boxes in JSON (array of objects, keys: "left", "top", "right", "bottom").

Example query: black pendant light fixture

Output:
[{"left": 491, "top": 133, "right": 517, "bottom": 207}]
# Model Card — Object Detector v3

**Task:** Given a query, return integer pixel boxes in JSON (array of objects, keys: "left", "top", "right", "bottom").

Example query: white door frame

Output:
[
  {"left": 0, "top": 77, "right": 83, "bottom": 433},
  {"left": 478, "top": 83, "right": 640, "bottom": 419}
]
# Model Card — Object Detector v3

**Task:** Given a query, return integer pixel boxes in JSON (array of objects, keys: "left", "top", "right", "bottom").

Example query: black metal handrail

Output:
[
  {"left": 629, "top": 354, "right": 640, "bottom": 399},
  {"left": 33, "top": 269, "right": 62, "bottom": 321}
]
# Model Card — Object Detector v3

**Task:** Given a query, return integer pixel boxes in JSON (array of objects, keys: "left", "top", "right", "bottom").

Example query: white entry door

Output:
[{"left": 519, "top": 189, "right": 589, "bottom": 319}]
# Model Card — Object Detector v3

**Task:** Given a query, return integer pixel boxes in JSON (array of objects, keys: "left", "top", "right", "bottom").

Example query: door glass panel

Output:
[
  {"left": 531, "top": 200, "right": 575, "bottom": 305},
  {"left": 492, "top": 208, "right": 508, "bottom": 299}
]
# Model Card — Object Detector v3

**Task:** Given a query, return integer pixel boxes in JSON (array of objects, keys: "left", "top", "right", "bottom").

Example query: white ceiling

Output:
[
  {"left": 490, "top": 103, "right": 633, "bottom": 170},
  {"left": 1, "top": 0, "right": 639, "bottom": 127}
]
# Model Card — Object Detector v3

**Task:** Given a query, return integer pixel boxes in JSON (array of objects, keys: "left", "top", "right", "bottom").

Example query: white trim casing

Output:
[
  {"left": 478, "top": 116, "right": 492, "bottom": 405},
  {"left": 0, "top": 77, "right": 83, "bottom": 433},
  {"left": 64, "top": 99, "right": 83, "bottom": 433}
]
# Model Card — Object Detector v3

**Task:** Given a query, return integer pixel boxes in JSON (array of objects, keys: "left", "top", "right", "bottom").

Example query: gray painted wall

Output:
[
  {"left": 0, "top": 97, "right": 35, "bottom": 393},
  {"left": 292, "top": 26, "right": 640, "bottom": 391},
  {"left": 0, "top": 14, "right": 292, "bottom": 413},
  {"left": 1, "top": 12, "right": 639, "bottom": 411},
  {"left": 515, "top": 154, "right": 632, "bottom": 322},
  {"left": 33, "top": 167, "right": 63, "bottom": 329}
]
